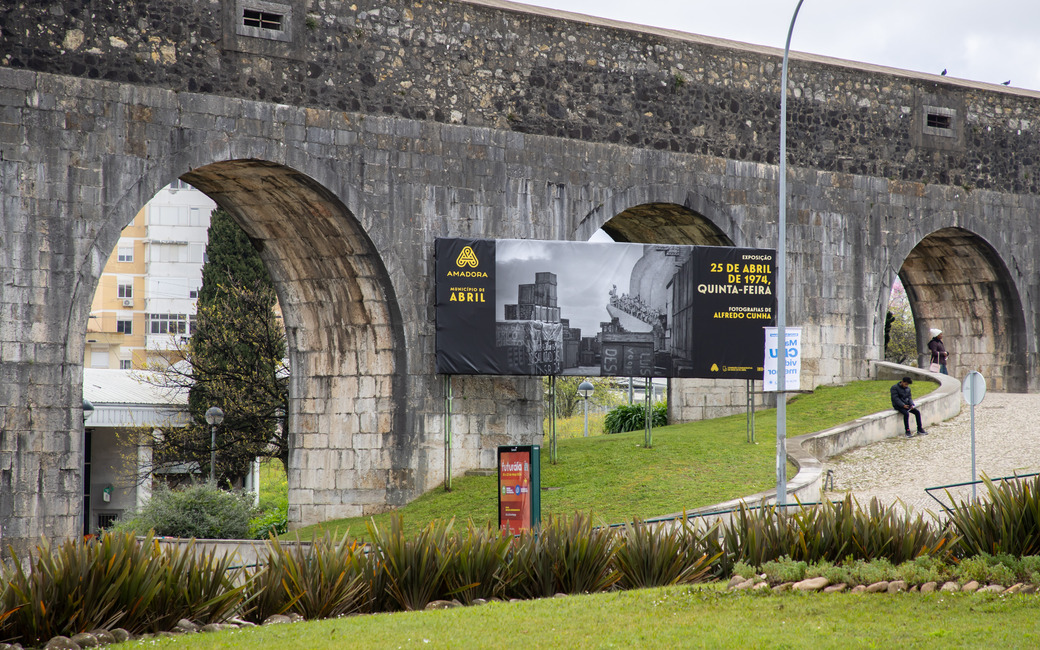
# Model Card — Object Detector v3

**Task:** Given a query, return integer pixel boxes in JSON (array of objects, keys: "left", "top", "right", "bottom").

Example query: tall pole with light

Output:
[
  {"left": 205, "top": 406, "right": 224, "bottom": 483},
  {"left": 577, "top": 380, "right": 594, "bottom": 438},
  {"left": 776, "top": 0, "right": 804, "bottom": 508}
]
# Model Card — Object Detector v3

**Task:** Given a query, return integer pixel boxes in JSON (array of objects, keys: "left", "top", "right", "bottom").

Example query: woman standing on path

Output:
[{"left": 928, "top": 329, "right": 949, "bottom": 374}]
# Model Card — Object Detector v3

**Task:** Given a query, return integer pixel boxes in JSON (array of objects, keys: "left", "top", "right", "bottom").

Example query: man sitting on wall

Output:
[{"left": 891, "top": 376, "right": 928, "bottom": 438}]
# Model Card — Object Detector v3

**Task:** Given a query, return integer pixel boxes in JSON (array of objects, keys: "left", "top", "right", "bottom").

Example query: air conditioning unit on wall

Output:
[{"left": 122, "top": 299, "right": 134, "bottom": 307}]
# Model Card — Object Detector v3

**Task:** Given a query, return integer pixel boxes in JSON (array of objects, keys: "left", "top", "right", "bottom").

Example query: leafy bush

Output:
[
  {"left": 113, "top": 482, "right": 254, "bottom": 539},
  {"left": 604, "top": 402, "right": 667, "bottom": 434},
  {"left": 250, "top": 503, "right": 288, "bottom": 539},
  {"left": 759, "top": 557, "right": 807, "bottom": 583}
]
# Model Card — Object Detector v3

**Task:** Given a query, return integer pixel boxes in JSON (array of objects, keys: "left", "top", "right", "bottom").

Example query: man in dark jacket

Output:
[{"left": 891, "top": 376, "right": 927, "bottom": 438}]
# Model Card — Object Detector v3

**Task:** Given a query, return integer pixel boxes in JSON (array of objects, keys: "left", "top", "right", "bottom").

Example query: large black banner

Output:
[{"left": 435, "top": 238, "right": 775, "bottom": 379}]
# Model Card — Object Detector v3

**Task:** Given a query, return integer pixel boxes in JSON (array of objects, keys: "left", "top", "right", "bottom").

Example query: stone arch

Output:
[
  {"left": 898, "top": 227, "right": 1027, "bottom": 392},
  {"left": 73, "top": 148, "right": 415, "bottom": 529},
  {"left": 578, "top": 185, "right": 742, "bottom": 246}
]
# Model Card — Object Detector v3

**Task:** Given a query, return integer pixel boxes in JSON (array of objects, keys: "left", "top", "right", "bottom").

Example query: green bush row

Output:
[
  {"left": 4, "top": 475, "right": 1040, "bottom": 645},
  {"left": 734, "top": 553, "right": 1040, "bottom": 587},
  {"left": 603, "top": 402, "right": 667, "bottom": 434},
  {"left": 0, "top": 514, "right": 717, "bottom": 645}
]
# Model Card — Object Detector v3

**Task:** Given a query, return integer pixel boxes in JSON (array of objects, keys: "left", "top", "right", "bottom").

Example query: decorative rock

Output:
[
  {"left": 961, "top": 581, "right": 980, "bottom": 593},
  {"left": 823, "top": 583, "right": 847, "bottom": 593},
  {"left": 1020, "top": 584, "right": 1037, "bottom": 594},
  {"left": 920, "top": 582, "right": 938, "bottom": 593},
  {"left": 111, "top": 629, "right": 131, "bottom": 642},
  {"left": 553, "top": 593, "right": 568, "bottom": 599},
  {"left": 425, "top": 600, "right": 461, "bottom": 610},
  {"left": 940, "top": 581, "right": 960, "bottom": 592},
  {"left": 263, "top": 615, "right": 293, "bottom": 625},
  {"left": 887, "top": 580, "right": 908, "bottom": 593},
  {"left": 910, "top": 585, "right": 919, "bottom": 593},
  {"left": 88, "top": 630, "right": 116, "bottom": 645},
  {"left": 773, "top": 582, "right": 793, "bottom": 592},
  {"left": 288, "top": 614, "right": 304, "bottom": 622},
  {"left": 1005, "top": 583, "right": 1023, "bottom": 594},
  {"left": 732, "top": 579, "right": 756, "bottom": 590},
  {"left": 978, "top": 584, "right": 1004, "bottom": 593},
  {"left": 470, "top": 599, "right": 489, "bottom": 606},
  {"left": 44, "top": 637, "right": 80, "bottom": 650},
  {"left": 850, "top": 585, "right": 867, "bottom": 594},
  {"left": 865, "top": 581, "right": 889, "bottom": 593},
  {"left": 793, "top": 577, "right": 829, "bottom": 591},
  {"left": 202, "top": 623, "right": 238, "bottom": 633},
  {"left": 753, "top": 582, "right": 770, "bottom": 590},
  {"left": 726, "top": 575, "right": 747, "bottom": 589},
  {"left": 175, "top": 619, "right": 199, "bottom": 633},
  {"left": 70, "top": 633, "right": 98, "bottom": 648}
]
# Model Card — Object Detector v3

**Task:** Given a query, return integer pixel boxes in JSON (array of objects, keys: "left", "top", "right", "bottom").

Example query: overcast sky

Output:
[{"left": 523, "top": 0, "right": 1040, "bottom": 92}]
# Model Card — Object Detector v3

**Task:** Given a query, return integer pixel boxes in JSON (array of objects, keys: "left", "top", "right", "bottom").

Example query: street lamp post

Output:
[
  {"left": 577, "top": 380, "right": 594, "bottom": 438},
  {"left": 205, "top": 406, "right": 224, "bottom": 483}
]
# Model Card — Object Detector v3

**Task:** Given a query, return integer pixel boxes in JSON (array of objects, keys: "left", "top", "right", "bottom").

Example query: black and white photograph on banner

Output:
[{"left": 435, "top": 238, "right": 777, "bottom": 379}]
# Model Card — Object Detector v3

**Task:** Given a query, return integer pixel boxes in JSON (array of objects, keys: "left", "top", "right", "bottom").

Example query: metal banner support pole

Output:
[
  {"left": 444, "top": 375, "right": 453, "bottom": 491},
  {"left": 644, "top": 377, "right": 653, "bottom": 449},
  {"left": 747, "top": 379, "right": 756, "bottom": 443},
  {"left": 550, "top": 375, "right": 558, "bottom": 464}
]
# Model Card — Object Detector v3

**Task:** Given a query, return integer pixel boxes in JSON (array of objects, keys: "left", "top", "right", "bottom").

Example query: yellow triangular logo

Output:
[
  {"left": 710, "top": 363, "right": 719, "bottom": 372},
  {"left": 456, "top": 246, "right": 479, "bottom": 268}
]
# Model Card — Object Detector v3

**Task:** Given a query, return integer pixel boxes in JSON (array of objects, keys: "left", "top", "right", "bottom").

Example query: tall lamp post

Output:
[
  {"left": 775, "top": 0, "right": 805, "bottom": 509},
  {"left": 205, "top": 406, "right": 224, "bottom": 483},
  {"left": 577, "top": 380, "right": 594, "bottom": 438}
]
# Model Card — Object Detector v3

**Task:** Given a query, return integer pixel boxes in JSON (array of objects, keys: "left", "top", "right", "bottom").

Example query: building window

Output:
[
  {"left": 116, "top": 319, "right": 132, "bottom": 335},
  {"left": 168, "top": 179, "right": 192, "bottom": 191},
  {"left": 119, "top": 359, "right": 133, "bottom": 370},
  {"left": 148, "top": 313, "right": 190, "bottom": 335},
  {"left": 922, "top": 105, "right": 956, "bottom": 138},
  {"left": 118, "top": 282, "right": 133, "bottom": 299},
  {"left": 189, "top": 289, "right": 199, "bottom": 299},
  {"left": 236, "top": 1, "right": 293, "bottom": 42},
  {"left": 243, "top": 8, "right": 283, "bottom": 30},
  {"left": 117, "top": 245, "right": 134, "bottom": 263}
]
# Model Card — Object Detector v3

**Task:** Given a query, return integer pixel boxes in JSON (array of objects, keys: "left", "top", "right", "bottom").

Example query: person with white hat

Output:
[{"left": 927, "top": 328, "right": 948, "bottom": 374}]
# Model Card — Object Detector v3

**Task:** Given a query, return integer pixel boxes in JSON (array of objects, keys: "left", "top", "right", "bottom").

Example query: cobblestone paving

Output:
[{"left": 820, "top": 392, "right": 1040, "bottom": 515}]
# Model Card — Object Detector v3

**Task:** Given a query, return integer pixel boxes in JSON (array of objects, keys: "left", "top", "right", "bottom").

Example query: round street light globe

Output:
[
  {"left": 205, "top": 406, "right": 224, "bottom": 425},
  {"left": 577, "top": 381, "right": 594, "bottom": 399}
]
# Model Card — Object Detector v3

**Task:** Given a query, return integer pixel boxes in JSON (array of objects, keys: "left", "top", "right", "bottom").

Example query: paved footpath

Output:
[{"left": 820, "top": 392, "right": 1040, "bottom": 515}]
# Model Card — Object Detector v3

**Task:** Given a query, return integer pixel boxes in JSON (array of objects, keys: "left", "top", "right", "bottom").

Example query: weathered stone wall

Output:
[
  {"left": 3, "top": 0, "right": 1040, "bottom": 559},
  {"left": 3, "top": 0, "right": 1040, "bottom": 192}
]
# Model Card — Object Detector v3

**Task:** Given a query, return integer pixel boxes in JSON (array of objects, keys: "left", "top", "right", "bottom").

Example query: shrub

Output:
[
  {"left": 113, "top": 481, "right": 254, "bottom": 539},
  {"left": 759, "top": 557, "right": 807, "bottom": 583},
  {"left": 946, "top": 475, "right": 1040, "bottom": 557},
  {"left": 250, "top": 503, "right": 288, "bottom": 539},
  {"left": 243, "top": 533, "right": 366, "bottom": 623},
  {"left": 604, "top": 402, "right": 667, "bottom": 434}
]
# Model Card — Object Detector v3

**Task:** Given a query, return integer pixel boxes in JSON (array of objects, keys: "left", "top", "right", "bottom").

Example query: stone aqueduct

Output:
[{"left": 2, "top": 0, "right": 1040, "bottom": 558}]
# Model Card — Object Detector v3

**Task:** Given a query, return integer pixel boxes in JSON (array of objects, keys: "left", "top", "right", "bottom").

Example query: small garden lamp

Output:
[
  {"left": 577, "top": 380, "right": 594, "bottom": 438},
  {"left": 205, "top": 406, "right": 224, "bottom": 482}
]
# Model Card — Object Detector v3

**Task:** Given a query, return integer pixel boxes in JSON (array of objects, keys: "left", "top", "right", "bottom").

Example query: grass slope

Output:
[{"left": 292, "top": 380, "right": 935, "bottom": 540}]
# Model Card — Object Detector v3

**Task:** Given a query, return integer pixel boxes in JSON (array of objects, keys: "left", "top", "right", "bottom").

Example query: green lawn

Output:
[
  {"left": 292, "top": 380, "right": 935, "bottom": 540},
  {"left": 114, "top": 582, "right": 1038, "bottom": 649}
]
